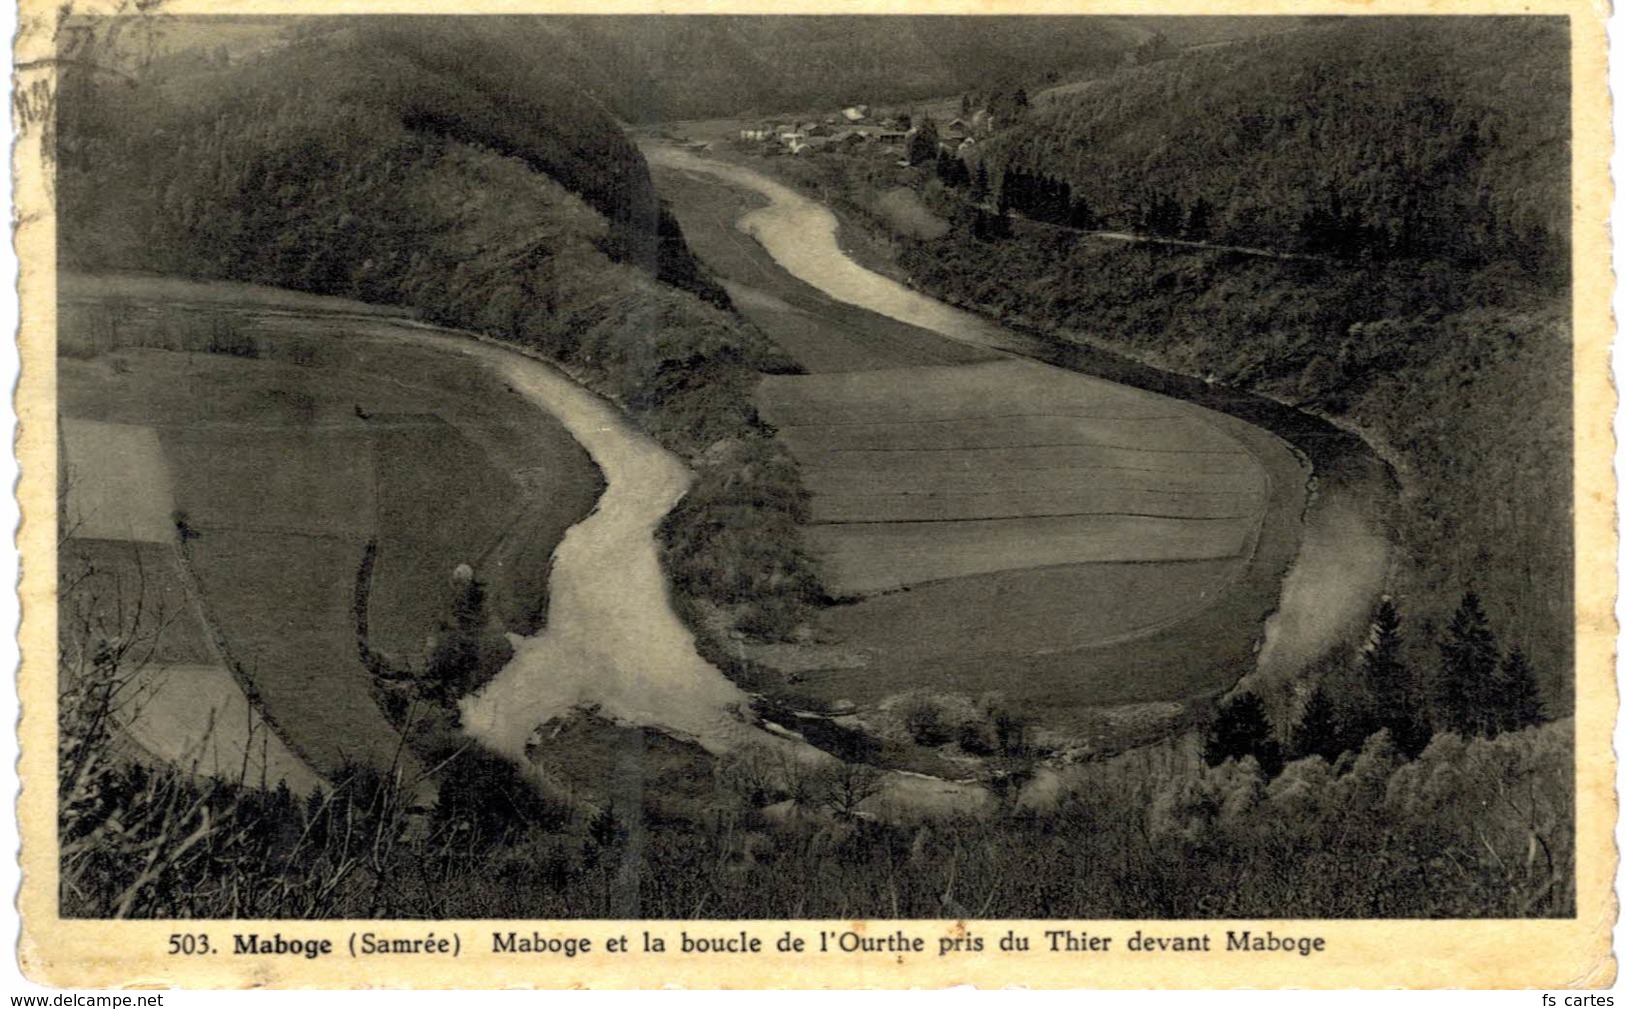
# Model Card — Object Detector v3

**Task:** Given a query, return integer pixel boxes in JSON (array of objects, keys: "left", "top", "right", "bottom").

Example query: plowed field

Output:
[{"left": 758, "top": 360, "right": 1267, "bottom": 595}]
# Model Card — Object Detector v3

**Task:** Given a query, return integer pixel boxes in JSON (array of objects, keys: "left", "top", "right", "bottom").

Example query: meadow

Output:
[
  {"left": 56, "top": 531, "right": 319, "bottom": 791},
  {"left": 759, "top": 360, "right": 1265, "bottom": 595},
  {"left": 59, "top": 275, "right": 602, "bottom": 780}
]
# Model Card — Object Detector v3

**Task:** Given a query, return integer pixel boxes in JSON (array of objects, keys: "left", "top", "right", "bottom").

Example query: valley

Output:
[{"left": 45, "top": 14, "right": 1577, "bottom": 922}]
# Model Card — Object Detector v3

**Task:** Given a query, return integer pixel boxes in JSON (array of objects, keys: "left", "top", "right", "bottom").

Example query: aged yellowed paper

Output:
[{"left": 14, "top": 0, "right": 1616, "bottom": 988}]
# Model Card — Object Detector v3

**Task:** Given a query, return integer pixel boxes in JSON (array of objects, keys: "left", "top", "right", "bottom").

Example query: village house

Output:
[{"left": 841, "top": 104, "right": 870, "bottom": 122}]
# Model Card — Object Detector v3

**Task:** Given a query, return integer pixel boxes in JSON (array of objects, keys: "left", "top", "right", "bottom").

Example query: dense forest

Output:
[
  {"left": 87, "top": 15, "right": 1307, "bottom": 126},
  {"left": 775, "top": 15, "right": 1573, "bottom": 714},
  {"left": 60, "top": 18, "right": 725, "bottom": 304},
  {"left": 979, "top": 17, "right": 1568, "bottom": 272}
]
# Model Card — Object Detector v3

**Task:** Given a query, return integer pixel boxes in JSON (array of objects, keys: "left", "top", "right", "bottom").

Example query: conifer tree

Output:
[
  {"left": 907, "top": 117, "right": 938, "bottom": 166},
  {"left": 1184, "top": 197, "right": 1214, "bottom": 240},
  {"left": 970, "top": 162, "right": 990, "bottom": 203},
  {"left": 1290, "top": 681, "right": 1344, "bottom": 763},
  {"left": 1068, "top": 195, "right": 1096, "bottom": 230},
  {"left": 1360, "top": 599, "right": 1431, "bottom": 756},
  {"left": 1203, "top": 691, "right": 1282, "bottom": 776},
  {"left": 1435, "top": 590, "right": 1500, "bottom": 737},
  {"left": 1490, "top": 647, "right": 1543, "bottom": 736}
]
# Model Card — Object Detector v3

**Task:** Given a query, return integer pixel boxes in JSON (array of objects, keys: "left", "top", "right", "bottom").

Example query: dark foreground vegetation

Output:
[
  {"left": 1205, "top": 594, "right": 1547, "bottom": 778},
  {"left": 62, "top": 632, "right": 1572, "bottom": 918}
]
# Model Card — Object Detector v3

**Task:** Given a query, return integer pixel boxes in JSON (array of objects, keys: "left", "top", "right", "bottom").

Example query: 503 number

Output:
[{"left": 167, "top": 933, "right": 212, "bottom": 955}]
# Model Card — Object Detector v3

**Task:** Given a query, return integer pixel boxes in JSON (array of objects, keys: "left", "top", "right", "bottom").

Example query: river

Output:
[
  {"left": 380, "top": 324, "right": 986, "bottom": 815},
  {"left": 353, "top": 324, "right": 775, "bottom": 758}
]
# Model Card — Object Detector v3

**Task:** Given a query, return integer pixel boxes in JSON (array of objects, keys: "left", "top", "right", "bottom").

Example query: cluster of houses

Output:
[{"left": 738, "top": 104, "right": 978, "bottom": 160}]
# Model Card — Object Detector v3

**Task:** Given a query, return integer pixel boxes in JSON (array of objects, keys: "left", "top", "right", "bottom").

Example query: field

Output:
[
  {"left": 60, "top": 420, "right": 177, "bottom": 542},
  {"left": 754, "top": 359, "right": 1289, "bottom": 715},
  {"left": 760, "top": 360, "right": 1264, "bottom": 593},
  {"left": 59, "top": 538, "right": 217, "bottom": 669},
  {"left": 59, "top": 274, "right": 602, "bottom": 780},
  {"left": 118, "top": 663, "right": 326, "bottom": 795},
  {"left": 779, "top": 401, "right": 1304, "bottom": 716},
  {"left": 58, "top": 535, "right": 323, "bottom": 791}
]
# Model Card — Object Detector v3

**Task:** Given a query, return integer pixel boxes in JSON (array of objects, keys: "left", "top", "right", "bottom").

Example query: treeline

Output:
[
  {"left": 1207, "top": 593, "right": 1545, "bottom": 776},
  {"left": 993, "top": 166, "right": 1094, "bottom": 231},
  {"left": 932, "top": 154, "right": 1218, "bottom": 241},
  {"left": 57, "top": 21, "right": 827, "bottom": 641},
  {"left": 974, "top": 17, "right": 1568, "bottom": 274}
]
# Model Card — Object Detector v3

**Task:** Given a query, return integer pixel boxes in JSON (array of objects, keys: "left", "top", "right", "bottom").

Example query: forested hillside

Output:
[
  {"left": 57, "top": 17, "right": 825, "bottom": 642},
  {"left": 984, "top": 16, "right": 1567, "bottom": 270},
  {"left": 60, "top": 18, "right": 725, "bottom": 304},
  {"left": 774, "top": 16, "right": 1572, "bottom": 711}
]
